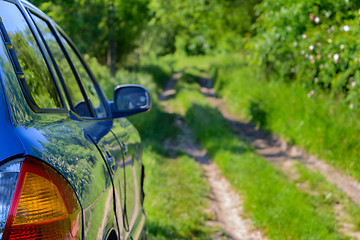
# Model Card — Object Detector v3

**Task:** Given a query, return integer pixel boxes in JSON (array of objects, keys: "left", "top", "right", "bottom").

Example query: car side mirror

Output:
[{"left": 110, "top": 84, "right": 151, "bottom": 118}]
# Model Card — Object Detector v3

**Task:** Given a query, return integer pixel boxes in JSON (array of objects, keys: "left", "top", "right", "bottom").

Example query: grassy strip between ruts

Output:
[{"left": 167, "top": 77, "right": 349, "bottom": 239}]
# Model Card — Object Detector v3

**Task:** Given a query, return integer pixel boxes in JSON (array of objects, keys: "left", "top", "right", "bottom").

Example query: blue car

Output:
[{"left": 0, "top": 0, "right": 149, "bottom": 239}]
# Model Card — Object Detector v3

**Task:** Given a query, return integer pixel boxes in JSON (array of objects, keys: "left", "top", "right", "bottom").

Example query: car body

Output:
[{"left": 0, "top": 0, "right": 148, "bottom": 239}]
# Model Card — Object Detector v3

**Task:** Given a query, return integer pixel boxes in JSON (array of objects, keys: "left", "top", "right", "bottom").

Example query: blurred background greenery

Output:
[
  {"left": 29, "top": 0, "right": 258, "bottom": 64},
  {"left": 29, "top": 0, "right": 360, "bottom": 105}
]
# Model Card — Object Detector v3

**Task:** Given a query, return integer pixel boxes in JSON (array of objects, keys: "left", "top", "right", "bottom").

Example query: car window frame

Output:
[
  {"left": 1, "top": 0, "right": 67, "bottom": 114},
  {"left": 55, "top": 28, "right": 110, "bottom": 119},
  {"left": 26, "top": 9, "right": 96, "bottom": 118},
  {"left": 24, "top": 3, "right": 111, "bottom": 120}
]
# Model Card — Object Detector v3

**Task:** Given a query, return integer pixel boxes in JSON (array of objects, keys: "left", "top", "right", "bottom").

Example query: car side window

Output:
[
  {"left": 30, "top": 13, "right": 88, "bottom": 115},
  {"left": 57, "top": 32, "right": 106, "bottom": 118},
  {"left": 0, "top": 1, "right": 62, "bottom": 109}
]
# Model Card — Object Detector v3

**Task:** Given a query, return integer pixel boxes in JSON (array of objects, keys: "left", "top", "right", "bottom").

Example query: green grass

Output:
[
  {"left": 170, "top": 76, "right": 349, "bottom": 240},
  {"left": 292, "top": 162, "right": 360, "bottom": 233},
  {"left": 143, "top": 147, "right": 214, "bottom": 239},
  {"left": 209, "top": 53, "right": 360, "bottom": 182}
]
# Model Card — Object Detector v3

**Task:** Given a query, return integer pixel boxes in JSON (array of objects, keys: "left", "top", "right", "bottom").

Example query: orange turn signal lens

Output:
[
  {"left": 13, "top": 172, "right": 68, "bottom": 225},
  {"left": 2, "top": 157, "right": 82, "bottom": 240}
]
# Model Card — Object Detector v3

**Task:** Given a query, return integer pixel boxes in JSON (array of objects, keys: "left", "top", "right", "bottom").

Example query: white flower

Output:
[
  {"left": 314, "top": 77, "right": 319, "bottom": 83},
  {"left": 333, "top": 53, "right": 339, "bottom": 61},
  {"left": 320, "top": 64, "right": 324, "bottom": 69},
  {"left": 350, "top": 103, "right": 354, "bottom": 109},
  {"left": 293, "top": 42, "right": 298, "bottom": 47},
  {"left": 340, "top": 44, "right": 345, "bottom": 49},
  {"left": 328, "top": 39, "right": 333, "bottom": 43},
  {"left": 307, "top": 90, "right": 315, "bottom": 98},
  {"left": 352, "top": 81, "right": 356, "bottom": 87},
  {"left": 309, "top": 45, "right": 314, "bottom": 51},
  {"left": 314, "top": 17, "right": 320, "bottom": 24},
  {"left": 301, "top": 50, "right": 305, "bottom": 55},
  {"left": 344, "top": 25, "right": 350, "bottom": 32},
  {"left": 305, "top": 54, "right": 309, "bottom": 59},
  {"left": 309, "top": 55, "right": 314, "bottom": 60},
  {"left": 302, "top": 34, "right": 307, "bottom": 39},
  {"left": 291, "top": 68, "right": 296, "bottom": 73}
]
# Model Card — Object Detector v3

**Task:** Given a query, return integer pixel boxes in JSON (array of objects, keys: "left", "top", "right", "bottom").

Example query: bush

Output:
[{"left": 248, "top": 0, "right": 360, "bottom": 107}]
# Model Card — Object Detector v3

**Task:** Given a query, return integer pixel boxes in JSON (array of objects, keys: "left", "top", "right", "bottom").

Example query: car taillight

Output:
[{"left": 0, "top": 157, "right": 82, "bottom": 240}]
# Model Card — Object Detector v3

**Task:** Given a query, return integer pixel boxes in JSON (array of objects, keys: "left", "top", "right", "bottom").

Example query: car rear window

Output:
[{"left": 0, "top": 1, "right": 62, "bottom": 109}]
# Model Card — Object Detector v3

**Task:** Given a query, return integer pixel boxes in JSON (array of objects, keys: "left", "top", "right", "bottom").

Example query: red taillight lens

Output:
[{"left": 2, "top": 157, "right": 82, "bottom": 240}]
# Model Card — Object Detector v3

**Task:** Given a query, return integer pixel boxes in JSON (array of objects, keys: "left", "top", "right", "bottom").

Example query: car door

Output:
[
  {"left": 108, "top": 117, "right": 145, "bottom": 240},
  {"left": 26, "top": 9, "right": 145, "bottom": 239},
  {"left": 54, "top": 30, "right": 146, "bottom": 240}
]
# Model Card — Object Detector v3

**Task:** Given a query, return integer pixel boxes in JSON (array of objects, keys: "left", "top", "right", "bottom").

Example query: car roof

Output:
[{"left": 19, "top": 0, "right": 49, "bottom": 19}]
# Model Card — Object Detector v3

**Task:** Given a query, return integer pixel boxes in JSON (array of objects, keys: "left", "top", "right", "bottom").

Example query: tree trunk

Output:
[{"left": 107, "top": 0, "right": 116, "bottom": 76}]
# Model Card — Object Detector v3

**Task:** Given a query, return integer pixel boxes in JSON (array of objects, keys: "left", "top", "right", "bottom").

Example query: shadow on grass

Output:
[
  {"left": 185, "top": 104, "right": 248, "bottom": 155},
  {"left": 137, "top": 64, "right": 172, "bottom": 89},
  {"left": 249, "top": 101, "right": 268, "bottom": 129},
  {"left": 129, "top": 101, "right": 180, "bottom": 155},
  {"left": 146, "top": 221, "right": 188, "bottom": 240}
]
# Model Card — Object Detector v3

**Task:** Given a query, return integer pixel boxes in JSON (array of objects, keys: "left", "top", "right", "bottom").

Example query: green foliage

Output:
[
  {"left": 29, "top": 0, "right": 260, "bottom": 64},
  {"left": 143, "top": 0, "right": 259, "bottom": 56},
  {"left": 248, "top": 0, "right": 360, "bottom": 106},
  {"left": 30, "top": 0, "right": 150, "bottom": 64}
]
